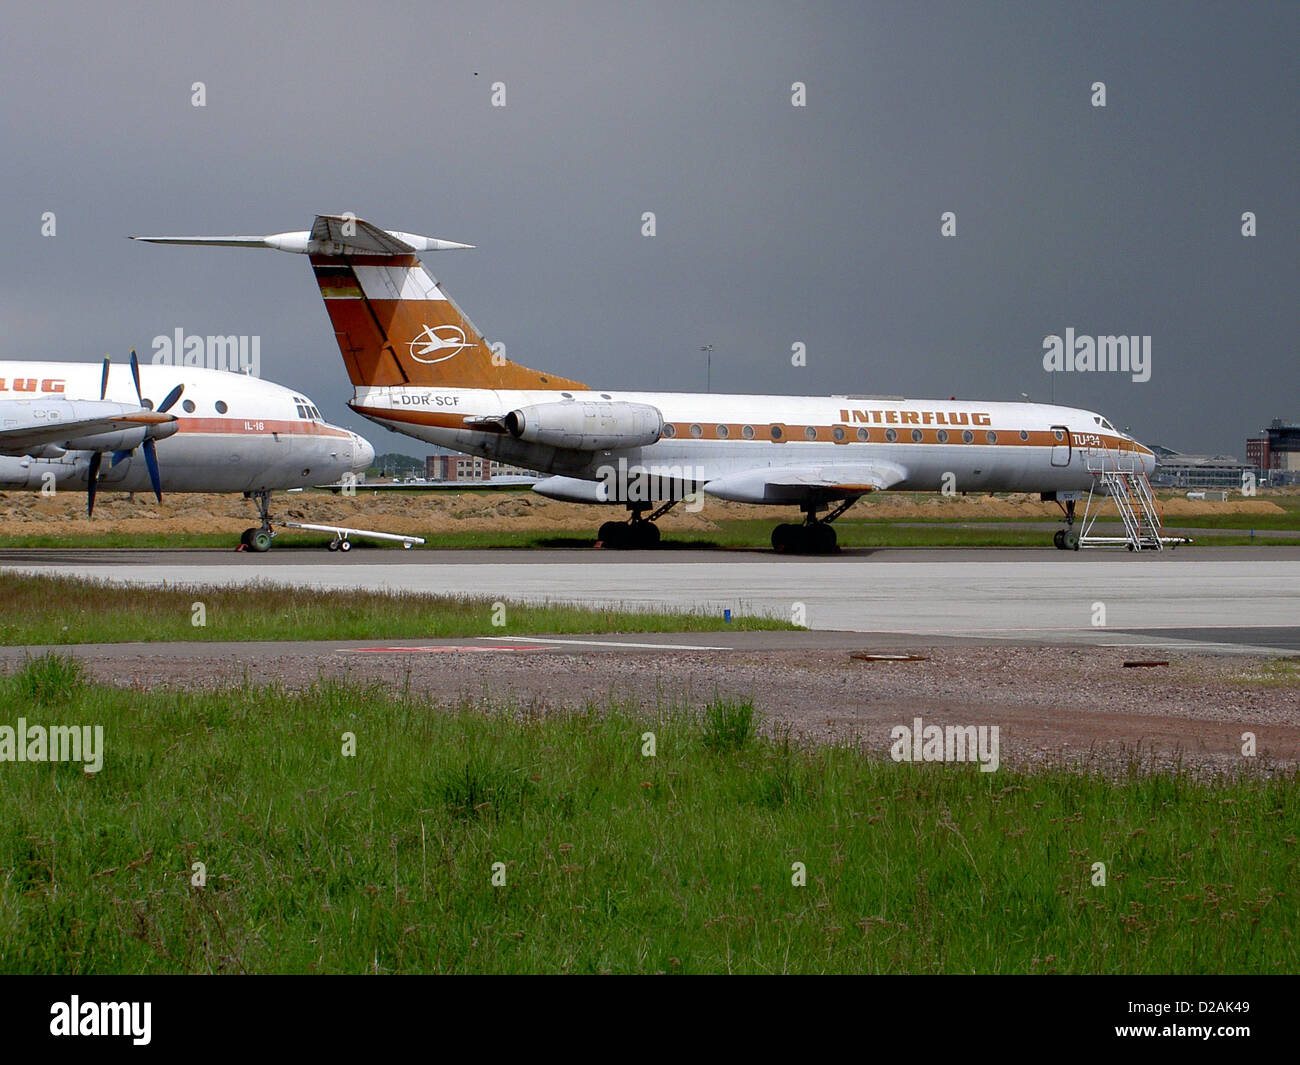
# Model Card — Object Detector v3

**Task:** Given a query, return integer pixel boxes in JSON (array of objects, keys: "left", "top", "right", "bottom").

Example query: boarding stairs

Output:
[{"left": 1076, "top": 446, "right": 1176, "bottom": 551}]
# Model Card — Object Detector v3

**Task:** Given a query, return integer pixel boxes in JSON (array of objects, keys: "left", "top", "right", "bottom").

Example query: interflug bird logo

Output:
[{"left": 409, "top": 323, "right": 473, "bottom": 364}]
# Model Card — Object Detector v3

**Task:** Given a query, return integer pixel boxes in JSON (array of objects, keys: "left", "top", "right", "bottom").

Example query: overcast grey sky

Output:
[{"left": 2, "top": 1, "right": 1294, "bottom": 457}]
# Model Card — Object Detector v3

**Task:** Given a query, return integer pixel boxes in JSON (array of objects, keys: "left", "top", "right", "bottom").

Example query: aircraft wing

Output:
[
  {"left": 0, "top": 399, "right": 174, "bottom": 454},
  {"left": 703, "top": 462, "right": 908, "bottom": 505}
]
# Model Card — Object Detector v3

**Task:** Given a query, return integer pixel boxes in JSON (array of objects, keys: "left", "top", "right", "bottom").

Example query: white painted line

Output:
[
  {"left": 481, "top": 636, "right": 731, "bottom": 651},
  {"left": 349, "top": 644, "right": 549, "bottom": 654}
]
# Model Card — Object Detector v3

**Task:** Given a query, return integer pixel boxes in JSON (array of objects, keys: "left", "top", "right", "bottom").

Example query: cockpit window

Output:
[
  {"left": 1093, "top": 416, "right": 1116, "bottom": 431},
  {"left": 293, "top": 396, "right": 322, "bottom": 421}
]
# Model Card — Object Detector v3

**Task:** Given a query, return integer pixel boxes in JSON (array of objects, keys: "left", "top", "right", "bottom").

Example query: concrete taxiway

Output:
[{"left": 4, "top": 545, "right": 1298, "bottom": 654}]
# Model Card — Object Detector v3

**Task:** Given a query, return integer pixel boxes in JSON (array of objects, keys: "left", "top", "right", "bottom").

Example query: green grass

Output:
[
  {"left": 0, "top": 572, "right": 791, "bottom": 645},
  {"left": 3, "top": 507, "right": 1296, "bottom": 551},
  {"left": 0, "top": 655, "right": 1294, "bottom": 974},
  {"left": 4, "top": 527, "right": 1298, "bottom": 549},
  {"left": 1232, "top": 660, "right": 1300, "bottom": 688},
  {"left": 0, "top": 530, "right": 358, "bottom": 550}
]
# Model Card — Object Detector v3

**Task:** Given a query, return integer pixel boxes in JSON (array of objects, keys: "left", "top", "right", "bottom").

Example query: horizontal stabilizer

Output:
[{"left": 132, "top": 214, "right": 473, "bottom": 256}]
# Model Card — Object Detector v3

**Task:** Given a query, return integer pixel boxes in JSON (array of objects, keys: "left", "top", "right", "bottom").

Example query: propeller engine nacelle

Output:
[
  {"left": 502, "top": 401, "right": 663, "bottom": 451},
  {"left": 63, "top": 420, "right": 178, "bottom": 453}
]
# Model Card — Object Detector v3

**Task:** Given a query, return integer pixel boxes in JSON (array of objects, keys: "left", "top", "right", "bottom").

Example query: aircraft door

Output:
[{"left": 1050, "top": 426, "right": 1071, "bottom": 467}]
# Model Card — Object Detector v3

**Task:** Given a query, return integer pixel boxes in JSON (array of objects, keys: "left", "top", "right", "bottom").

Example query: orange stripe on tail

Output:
[{"left": 312, "top": 253, "right": 586, "bottom": 391}]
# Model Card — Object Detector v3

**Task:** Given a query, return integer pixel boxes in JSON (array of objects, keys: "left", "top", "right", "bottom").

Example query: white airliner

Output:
[
  {"left": 0, "top": 352, "right": 374, "bottom": 550},
  {"left": 135, "top": 215, "right": 1156, "bottom": 552}
]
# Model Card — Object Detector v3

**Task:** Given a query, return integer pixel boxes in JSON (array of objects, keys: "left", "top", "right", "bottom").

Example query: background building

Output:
[
  {"left": 424, "top": 446, "right": 539, "bottom": 484},
  {"left": 1246, "top": 419, "right": 1300, "bottom": 485},
  {"left": 1150, "top": 446, "right": 1252, "bottom": 491}
]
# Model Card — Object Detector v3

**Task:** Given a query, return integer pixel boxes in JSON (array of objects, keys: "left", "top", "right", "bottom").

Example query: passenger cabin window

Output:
[{"left": 215, "top": 400, "right": 228, "bottom": 414}]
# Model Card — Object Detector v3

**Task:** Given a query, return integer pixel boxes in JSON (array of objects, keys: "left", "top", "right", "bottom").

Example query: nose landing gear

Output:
[
  {"left": 239, "top": 489, "right": 275, "bottom": 553},
  {"left": 1053, "top": 497, "right": 1080, "bottom": 550}
]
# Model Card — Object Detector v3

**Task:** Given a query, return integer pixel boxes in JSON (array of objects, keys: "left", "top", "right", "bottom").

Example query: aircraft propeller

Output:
[{"left": 86, "top": 351, "right": 184, "bottom": 516}]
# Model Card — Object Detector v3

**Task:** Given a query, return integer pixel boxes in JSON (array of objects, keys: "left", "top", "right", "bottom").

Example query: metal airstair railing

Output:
[{"left": 1077, "top": 444, "right": 1166, "bottom": 550}]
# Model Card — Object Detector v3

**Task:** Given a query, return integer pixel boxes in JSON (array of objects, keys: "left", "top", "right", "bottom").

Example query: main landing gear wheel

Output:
[
  {"left": 772, "top": 524, "right": 796, "bottom": 552},
  {"left": 598, "top": 520, "right": 660, "bottom": 549},
  {"left": 1053, "top": 529, "right": 1066, "bottom": 550},
  {"left": 339, "top": 539, "right": 352, "bottom": 552},
  {"left": 771, "top": 522, "right": 838, "bottom": 554}
]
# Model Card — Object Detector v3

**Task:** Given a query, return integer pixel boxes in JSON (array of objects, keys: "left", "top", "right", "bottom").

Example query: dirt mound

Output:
[{"left": 0, "top": 486, "right": 1286, "bottom": 538}]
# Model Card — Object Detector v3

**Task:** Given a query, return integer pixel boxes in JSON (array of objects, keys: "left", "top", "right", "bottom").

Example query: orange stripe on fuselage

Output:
[
  {"left": 349, "top": 405, "right": 1146, "bottom": 455},
  {"left": 174, "top": 418, "right": 352, "bottom": 438},
  {"left": 349, "top": 405, "right": 472, "bottom": 431}
]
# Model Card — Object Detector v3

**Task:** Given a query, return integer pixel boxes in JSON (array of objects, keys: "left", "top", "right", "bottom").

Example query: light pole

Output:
[{"left": 700, "top": 345, "right": 713, "bottom": 393}]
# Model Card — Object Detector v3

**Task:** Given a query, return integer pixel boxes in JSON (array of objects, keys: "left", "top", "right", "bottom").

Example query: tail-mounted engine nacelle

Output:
[{"left": 503, "top": 401, "right": 663, "bottom": 451}]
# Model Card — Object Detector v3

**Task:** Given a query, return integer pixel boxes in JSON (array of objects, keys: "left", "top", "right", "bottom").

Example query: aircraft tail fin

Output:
[{"left": 134, "top": 214, "right": 587, "bottom": 391}]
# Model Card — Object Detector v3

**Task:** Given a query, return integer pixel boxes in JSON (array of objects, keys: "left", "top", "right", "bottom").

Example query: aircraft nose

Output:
[
  {"left": 354, "top": 433, "right": 375, "bottom": 472},
  {"left": 1137, "top": 443, "right": 1156, "bottom": 476}
]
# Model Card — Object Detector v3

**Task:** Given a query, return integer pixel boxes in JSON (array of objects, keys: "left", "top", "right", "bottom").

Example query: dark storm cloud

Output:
[{"left": 1, "top": 0, "right": 1294, "bottom": 457}]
